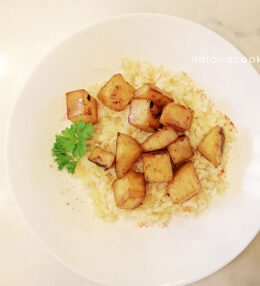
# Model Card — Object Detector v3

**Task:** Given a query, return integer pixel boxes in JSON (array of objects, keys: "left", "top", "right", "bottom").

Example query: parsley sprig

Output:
[{"left": 52, "top": 120, "right": 94, "bottom": 174}]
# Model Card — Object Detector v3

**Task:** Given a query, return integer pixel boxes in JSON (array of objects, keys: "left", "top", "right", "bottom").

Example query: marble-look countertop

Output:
[{"left": 0, "top": 0, "right": 259, "bottom": 285}]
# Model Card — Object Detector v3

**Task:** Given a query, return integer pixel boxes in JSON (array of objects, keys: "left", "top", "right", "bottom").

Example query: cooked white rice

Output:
[{"left": 74, "top": 58, "right": 237, "bottom": 226}]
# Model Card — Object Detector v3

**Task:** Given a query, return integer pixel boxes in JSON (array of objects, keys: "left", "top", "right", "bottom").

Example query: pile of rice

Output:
[{"left": 74, "top": 58, "right": 237, "bottom": 226}]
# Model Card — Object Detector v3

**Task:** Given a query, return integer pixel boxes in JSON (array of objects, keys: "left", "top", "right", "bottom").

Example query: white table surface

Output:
[{"left": 1, "top": 1, "right": 259, "bottom": 285}]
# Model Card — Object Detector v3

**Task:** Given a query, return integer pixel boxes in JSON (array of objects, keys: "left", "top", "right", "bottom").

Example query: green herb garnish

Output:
[{"left": 52, "top": 120, "right": 94, "bottom": 174}]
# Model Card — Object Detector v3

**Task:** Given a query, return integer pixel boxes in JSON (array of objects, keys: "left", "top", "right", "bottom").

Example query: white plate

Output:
[{"left": 6, "top": 13, "right": 260, "bottom": 286}]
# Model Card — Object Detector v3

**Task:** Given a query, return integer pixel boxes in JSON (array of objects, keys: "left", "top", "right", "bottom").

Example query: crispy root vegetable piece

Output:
[
  {"left": 66, "top": 89, "right": 98, "bottom": 124},
  {"left": 88, "top": 147, "right": 115, "bottom": 169},
  {"left": 97, "top": 74, "right": 134, "bottom": 111},
  {"left": 167, "top": 135, "right": 193, "bottom": 164},
  {"left": 113, "top": 171, "right": 146, "bottom": 209},
  {"left": 167, "top": 161, "right": 201, "bottom": 204},
  {"left": 141, "top": 127, "right": 178, "bottom": 152},
  {"left": 116, "top": 133, "right": 142, "bottom": 178},
  {"left": 160, "top": 102, "right": 193, "bottom": 132},
  {"left": 142, "top": 150, "right": 173, "bottom": 183},
  {"left": 197, "top": 126, "right": 225, "bottom": 167},
  {"left": 134, "top": 83, "right": 173, "bottom": 107},
  {"left": 128, "top": 99, "right": 160, "bottom": 132}
]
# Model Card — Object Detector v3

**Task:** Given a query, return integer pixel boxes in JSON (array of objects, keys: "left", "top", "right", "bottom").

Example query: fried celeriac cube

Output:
[
  {"left": 167, "top": 135, "right": 193, "bottom": 164},
  {"left": 141, "top": 127, "right": 178, "bottom": 152},
  {"left": 197, "top": 126, "right": 225, "bottom": 167},
  {"left": 167, "top": 161, "right": 201, "bottom": 204},
  {"left": 134, "top": 83, "right": 173, "bottom": 107},
  {"left": 113, "top": 171, "right": 146, "bottom": 209},
  {"left": 97, "top": 74, "right": 134, "bottom": 111},
  {"left": 142, "top": 150, "right": 173, "bottom": 183},
  {"left": 88, "top": 147, "right": 115, "bottom": 169},
  {"left": 128, "top": 99, "right": 160, "bottom": 132},
  {"left": 116, "top": 133, "right": 142, "bottom": 178},
  {"left": 66, "top": 89, "right": 98, "bottom": 124},
  {"left": 160, "top": 102, "right": 193, "bottom": 132}
]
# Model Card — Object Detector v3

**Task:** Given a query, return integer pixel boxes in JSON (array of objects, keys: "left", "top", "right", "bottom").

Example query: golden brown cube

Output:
[
  {"left": 128, "top": 99, "right": 161, "bottom": 132},
  {"left": 97, "top": 74, "right": 135, "bottom": 111},
  {"left": 142, "top": 150, "right": 173, "bottom": 183},
  {"left": 167, "top": 135, "right": 193, "bottom": 164},
  {"left": 197, "top": 126, "right": 225, "bottom": 167},
  {"left": 66, "top": 89, "right": 98, "bottom": 124},
  {"left": 141, "top": 127, "right": 178, "bottom": 152},
  {"left": 134, "top": 83, "right": 173, "bottom": 107},
  {"left": 88, "top": 147, "right": 115, "bottom": 169},
  {"left": 167, "top": 161, "right": 201, "bottom": 204},
  {"left": 116, "top": 133, "right": 142, "bottom": 178},
  {"left": 113, "top": 171, "right": 146, "bottom": 209},
  {"left": 160, "top": 102, "right": 193, "bottom": 132}
]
